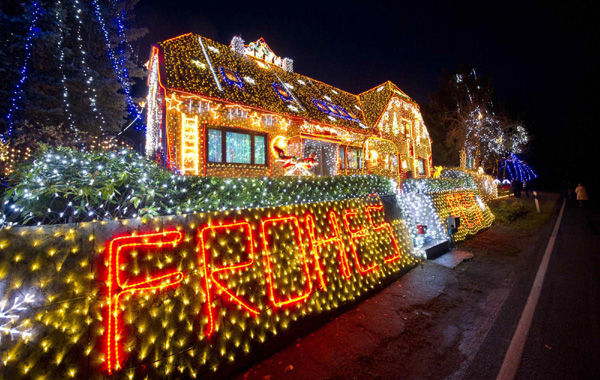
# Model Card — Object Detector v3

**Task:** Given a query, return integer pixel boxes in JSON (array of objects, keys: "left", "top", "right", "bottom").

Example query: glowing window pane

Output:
[
  {"left": 339, "top": 147, "right": 345, "bottom": 170},
  {"left": 226, "top": 131, "right": 251, "bottom": 164},
  {"left": 418, "top": 158, "right": 425, "bottom": 175},
  {"left": 254, "top": 135, "right": 265, "bottom": 165},
  {"left": 207, "top": 129, "right": 222, "bottom": 163}
]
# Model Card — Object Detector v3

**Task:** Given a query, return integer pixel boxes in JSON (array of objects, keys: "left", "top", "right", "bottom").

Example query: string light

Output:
[
  {"left": 91, "top": 0, "right": 140, "bottom": 118},
  {"left": 3, "top": 2, "right": 42, "bottom": 138}
]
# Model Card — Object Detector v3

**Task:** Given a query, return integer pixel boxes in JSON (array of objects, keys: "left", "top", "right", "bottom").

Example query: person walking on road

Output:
[
  {"left": 575, "top": 183, "right": 589, "bottom": 207},
  {"left": 511, "top": 179, "right": 521, "bottom": 198}
]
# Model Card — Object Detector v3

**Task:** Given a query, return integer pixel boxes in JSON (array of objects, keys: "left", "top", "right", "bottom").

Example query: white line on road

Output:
[{"left": 496, "top": 198, "right": 566, "bottom": 380}]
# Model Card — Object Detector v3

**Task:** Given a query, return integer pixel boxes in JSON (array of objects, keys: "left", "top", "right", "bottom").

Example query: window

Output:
[
  {"left": 206, "top": 127, "right": 268, "bottom": 166},
  {"left": 273, "top": 83, "right": 293, "bottom": 102},
  {"left": 417, "top": 158, "right": 426, "bottom": 175},
  {"left": 340, "top": 146, "right": 363, "bottom": 170},
  {"left": 207, "top": 129, "right": 222, "bottom": 163},
  {"left": 219, "top": 67, "right": 244, "bottom": 89},
  {"left": 311, "top": 98, "right": 359, "bottom": 122}
]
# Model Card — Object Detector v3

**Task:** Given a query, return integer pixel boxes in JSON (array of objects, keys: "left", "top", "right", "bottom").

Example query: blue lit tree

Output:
[
  {"left": 0, "top": 0, "right": 146, "bottom": 142},
  {"left": 500, "top": 153, "right": 537, "bottom": 182}
]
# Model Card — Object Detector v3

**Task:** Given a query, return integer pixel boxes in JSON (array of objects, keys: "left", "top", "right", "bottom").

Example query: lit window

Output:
[
  {"left": 227, "top": 132, "right": 251, "bottom": 163},
  {"left": 339, "top": 147, "right": 345, "bottom": 170},
  {"left": 417, "top": 158, "right": 426, "bottom": 175},
  {"left": 206, "top": 127, "right": 267, "bottom": 166},
  {"left": 311, "top": 99, "right": 359, "bottom": 122},
  {"left": 273, "top": 83, "right": 293, "bottom": 102},
  {"left": 207, "top": 129, "right": 222, "bottom": 163},
  {"left": 219, "top": 67, "right": 244, "bottom": 89},
  {"left": 254, "top": 136, "right": 266, "bottom": 164},
  {"left": 340, "top": 147, "right": 363, "bottom": 170}
]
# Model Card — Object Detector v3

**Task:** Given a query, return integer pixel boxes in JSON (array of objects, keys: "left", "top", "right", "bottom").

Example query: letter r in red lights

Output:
[
  {"left": 261, "top": 216, "right": 313, "bottom": 308},
  {"left": 199, "top": 221, "right": 260, "bottom": 339},
  {"left": 105, "top": 231, "right": 184, "bottom": 374}
]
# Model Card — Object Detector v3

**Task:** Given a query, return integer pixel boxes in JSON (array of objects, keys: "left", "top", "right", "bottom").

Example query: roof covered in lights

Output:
[{"left": 155, "top": 33, "right": 417, "bottom": 131}]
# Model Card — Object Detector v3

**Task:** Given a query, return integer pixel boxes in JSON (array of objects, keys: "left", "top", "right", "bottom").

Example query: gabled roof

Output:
[
  {"left": 358, "top": 81, "right": 415, "bottom": 127},
  {"left": 156, "top": 33, "right": 417, "bottom": 132}
]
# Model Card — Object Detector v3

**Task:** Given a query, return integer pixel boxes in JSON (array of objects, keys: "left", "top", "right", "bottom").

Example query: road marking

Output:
[{"left": 496, "top": 198, "right": 566, "bottom": 380}]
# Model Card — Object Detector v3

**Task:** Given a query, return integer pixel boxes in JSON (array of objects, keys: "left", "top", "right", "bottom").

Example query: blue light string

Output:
[
  {"left": 3, "top": 1, "right": 43, "bottom": 138},
  {"left": 91, "top": 0, "right": 140, "bottom": 119},
  {"left": 500, "top": 153, "right": 537, "bottom": 182}
]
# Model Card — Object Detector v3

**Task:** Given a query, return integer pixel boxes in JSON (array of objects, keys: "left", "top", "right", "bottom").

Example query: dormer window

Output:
[
  {"left": 273, "top": 83, "right": 293, "bottom": 102},
  {"left": 219, "top": 67, "right": 244, "bottom": 89},
  {"left": 312, "top": 99, "right": 360, "bottom": 122}
]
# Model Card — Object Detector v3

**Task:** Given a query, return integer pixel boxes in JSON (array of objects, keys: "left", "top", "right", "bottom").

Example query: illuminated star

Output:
[
  {"left": 250, "top": 112, "right": 261, "bottom": 127},
  {"left": 210, "top": 104, "right": 221, "bottom": 120},
  {"left": 279, "top": 117, "right": 289, "bottom": 130},
  {"left": 166, "top": 93, "right": 183, "bottom": 112}
]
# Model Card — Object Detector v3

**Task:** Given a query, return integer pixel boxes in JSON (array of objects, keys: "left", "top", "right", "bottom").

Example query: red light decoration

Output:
[
  {"left": 365, "top": 205, "right": 403, "bottom": 263},
  {"left": 445, "top": 192, "right": 483, "bottom": 228},
  {"left": 260, "top": 216, "right": 314, "bottom": 308},
  {"left": 305, "top": 210, "right": 349, "bottom": 288},
  {"left": 198, "top": 221, "right": 261, "bottom": 338},
  {"left": 105, "top": 231, "right": 184, "bottom": 374},
  {"left": 342, "top": 209, "right": 380, "bottom": 274}
]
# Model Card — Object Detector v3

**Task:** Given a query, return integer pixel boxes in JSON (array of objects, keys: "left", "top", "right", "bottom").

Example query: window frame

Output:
[
  {"left": 339, "top": 146, "right": 363, "bottom": 170},
  {"left": 205, "top": 125, "right": 269, "bottom": 167}
]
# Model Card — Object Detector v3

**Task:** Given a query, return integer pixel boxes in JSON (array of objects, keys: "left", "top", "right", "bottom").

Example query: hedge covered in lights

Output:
[
  {"left": 1, "top": 146, "right": 394, "bottom": 227},
  {"left": 399, "top": 176, "right": 494, "bottom": 242},
  {"left": 0, "top": 194, "right": 416, "bottom": 379}
]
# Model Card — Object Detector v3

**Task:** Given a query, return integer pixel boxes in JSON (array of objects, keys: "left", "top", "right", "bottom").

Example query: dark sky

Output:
[{"left": 136, "top": 0, "right": 600, "bottom": 189}]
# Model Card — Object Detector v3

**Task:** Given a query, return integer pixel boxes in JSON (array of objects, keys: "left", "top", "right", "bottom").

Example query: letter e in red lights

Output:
[{"left": 366, "top": 205, "right": 403, "bottom": 264}]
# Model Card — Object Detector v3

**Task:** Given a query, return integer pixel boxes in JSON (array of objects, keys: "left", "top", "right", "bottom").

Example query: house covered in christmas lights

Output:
[{"left": 146, "top": 33, "right": 432, "bottom": 180}]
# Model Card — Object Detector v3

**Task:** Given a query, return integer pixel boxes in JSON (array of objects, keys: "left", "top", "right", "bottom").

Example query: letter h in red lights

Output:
[
  {"left": 105, "top": 231, "right": 184, "bottom": 374},
  {"left": 261, "top": 216, "right": 313, "bottom": 308}
]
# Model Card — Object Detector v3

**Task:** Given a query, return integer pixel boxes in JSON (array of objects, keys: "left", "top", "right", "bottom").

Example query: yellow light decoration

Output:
[
  {"left": 0, "top": 196, "right": 418, "bottom": 379},
  {"left": 180, "top": 113, "right": 200, "bottom": 175},
  {"left": 146, "top": 34, "right": 432, "bottom": 180}
]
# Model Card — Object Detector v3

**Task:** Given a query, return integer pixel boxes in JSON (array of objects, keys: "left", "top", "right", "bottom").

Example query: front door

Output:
[{"left": 302, "top": 139, "right": 338, "bottom": 176}]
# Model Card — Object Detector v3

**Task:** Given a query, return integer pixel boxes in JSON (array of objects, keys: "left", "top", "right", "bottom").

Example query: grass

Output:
[
  {"left": 488, "top": 192, "right": 559, "bottom": 233},
  {"left": 488, "top": 196, "right": 528, "bottom": 225}
]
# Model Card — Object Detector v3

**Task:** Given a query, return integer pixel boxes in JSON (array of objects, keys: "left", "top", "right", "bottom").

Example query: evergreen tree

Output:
[{"left": 0, "top": 0, "right": 146, "bottom": 146}]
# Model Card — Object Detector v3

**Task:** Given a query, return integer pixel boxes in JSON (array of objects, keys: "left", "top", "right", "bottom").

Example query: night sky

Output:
[{"left": 136, "top": 0, "right": 600, "bottom": 190}]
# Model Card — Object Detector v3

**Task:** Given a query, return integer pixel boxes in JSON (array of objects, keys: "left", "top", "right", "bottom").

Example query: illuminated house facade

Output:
[{"left": 146, "top": 33, "right": 432, "bottom": 180}]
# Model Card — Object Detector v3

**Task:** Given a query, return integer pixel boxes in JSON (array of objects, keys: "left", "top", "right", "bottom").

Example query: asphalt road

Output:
[{"left": 465, "top": 199, "right": 600, "bottom": 380}]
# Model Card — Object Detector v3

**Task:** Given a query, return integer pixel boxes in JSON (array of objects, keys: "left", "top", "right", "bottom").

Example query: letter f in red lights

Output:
[{"left": 105, "top": 231, "right": 184, "bottom": 374}]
